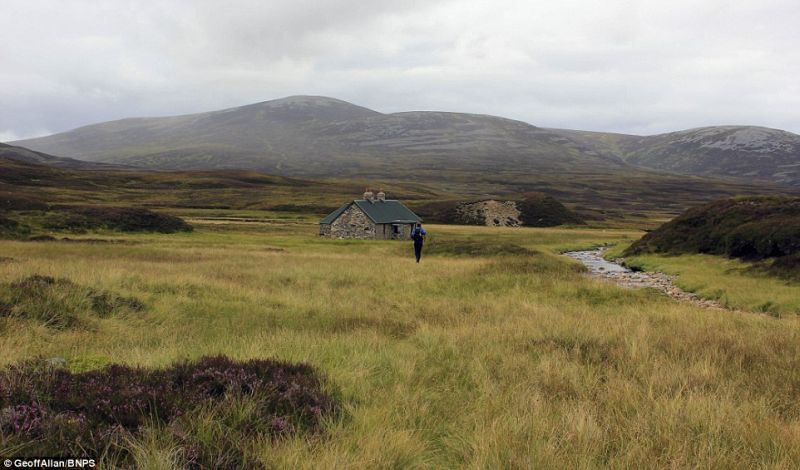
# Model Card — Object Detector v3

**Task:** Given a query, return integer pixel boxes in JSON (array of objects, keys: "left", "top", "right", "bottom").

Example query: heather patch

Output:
[
  {"left": 0, "top": 356, "right": 339, "bottom": 467},
  {"left": 517, "top": 193, "right": 585, "bottom": 227},
  {"left": 625, "top": 197, "right": 800, "bottom": 261},
  {"left": 45, "top": 206, "right": 193, "bottom": 234}
]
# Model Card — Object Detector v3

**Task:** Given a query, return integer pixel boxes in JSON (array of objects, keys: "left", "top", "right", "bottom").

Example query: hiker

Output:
[{"left": 411, "top": 223, "right": 426, "bottom": 263}]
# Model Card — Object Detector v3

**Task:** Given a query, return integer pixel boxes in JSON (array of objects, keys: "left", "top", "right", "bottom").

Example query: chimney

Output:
[
  {"left": 363, "top": 189, "right": 374, "bottom": 202},
  {"left": 376, "top": 189, "right": 386, "bottom": 202}
]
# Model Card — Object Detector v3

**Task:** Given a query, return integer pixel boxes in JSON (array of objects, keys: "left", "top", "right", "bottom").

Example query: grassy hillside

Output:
[{"left": 0, "top": 218, "right": 798, "bottom": 467}]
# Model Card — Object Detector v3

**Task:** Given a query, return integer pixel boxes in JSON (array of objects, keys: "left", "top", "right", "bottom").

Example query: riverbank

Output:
[{"left": 564, "top": 248, "right": 724, "bottom": 309}]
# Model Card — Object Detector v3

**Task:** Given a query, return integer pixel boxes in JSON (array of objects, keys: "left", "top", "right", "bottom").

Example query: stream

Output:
[{"left": 563, "top": 248, "right": 722, "bottom": 309}]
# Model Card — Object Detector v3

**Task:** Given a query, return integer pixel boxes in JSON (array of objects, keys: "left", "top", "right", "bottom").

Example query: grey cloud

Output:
[{"left": 1, "top": 0, "right": 798, "bottom": 140}]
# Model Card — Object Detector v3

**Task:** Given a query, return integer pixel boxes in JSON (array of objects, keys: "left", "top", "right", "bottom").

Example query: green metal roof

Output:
[
  {"left": 319, "top": 202, "right": 351, "bottom": 224},
  {"left": 320, "top": 199, "right": 422, "bottom": 225}
]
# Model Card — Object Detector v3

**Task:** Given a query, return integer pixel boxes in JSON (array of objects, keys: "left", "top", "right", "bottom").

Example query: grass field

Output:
[{"left": 2, "top": 218, "right": 800, "bottom": 467}]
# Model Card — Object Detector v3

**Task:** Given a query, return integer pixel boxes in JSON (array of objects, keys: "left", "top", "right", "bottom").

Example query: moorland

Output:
[{"left": 2, "top": 152, "right": 800, "bottom": 466}]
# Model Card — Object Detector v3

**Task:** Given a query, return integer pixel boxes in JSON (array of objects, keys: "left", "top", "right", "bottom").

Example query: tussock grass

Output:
[
  {"left": 0, "top": 275, "right": 143, "bottom": 328},
  {"left": 1, "top": 221, "right": 799, "bottom": 467}
]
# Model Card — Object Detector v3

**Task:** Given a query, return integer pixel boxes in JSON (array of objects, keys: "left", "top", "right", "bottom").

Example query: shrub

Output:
[
  {"left": 0, "top": 275, "right": 143, "bottom": 328},
  {"left": 46, "top": 206, "right": 193, "bottom": 233},
  {"left": 0, "top": 356, "right": 339, "bottom": 466}
]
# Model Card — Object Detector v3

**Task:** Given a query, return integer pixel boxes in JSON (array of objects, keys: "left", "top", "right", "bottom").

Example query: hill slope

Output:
[
  {"left": 624, "top": 196, "right": 800, "bottom": 280},
  {"left": 15, "top": 98, "right": 800, "bottom": 186},
  {"left": 12, "top": 96, "right": 626, "bottom": 178},
  {"left": 550, "top": 126, "right": 800, "bottom": 186},
  {"left": 0, "top": 154, "right": 380, "bottom": 213},
  {"left": 0, "top": 143, "right": 124, "bottom": 170}
]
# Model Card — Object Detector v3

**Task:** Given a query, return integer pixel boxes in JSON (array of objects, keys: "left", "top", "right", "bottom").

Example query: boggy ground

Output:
[{"left": 1, "top": 218, "right": 799, "bottom": 468}]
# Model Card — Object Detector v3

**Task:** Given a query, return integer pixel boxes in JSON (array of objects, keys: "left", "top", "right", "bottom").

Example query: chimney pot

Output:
[
  {"left": 363, "top": 190, "right": 374, "bottom": 202},
  {"left": 377, "top": 190, "right": 386, "bottom": 201}
]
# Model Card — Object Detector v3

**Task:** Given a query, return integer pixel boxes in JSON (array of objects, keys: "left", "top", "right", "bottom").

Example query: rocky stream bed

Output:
[{"left": 564, "top": 248, "right": 724, "bottom": 310}]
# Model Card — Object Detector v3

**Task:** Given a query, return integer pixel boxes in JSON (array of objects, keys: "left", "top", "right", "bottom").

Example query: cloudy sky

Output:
[{"left": 2, "top": 0, "right": 799, "bottom": 141}]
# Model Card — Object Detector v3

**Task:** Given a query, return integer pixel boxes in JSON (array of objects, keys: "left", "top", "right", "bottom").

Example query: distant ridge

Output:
[
  {"left": 0, "top": 142, "right": 126, "bottom": 170},
  {"left": 12, "top": 95, "right": 800, "bottom": 186},
  {"left": 9, "top": 95, "right": 630, "bottom": 179},
  {"left": 549, "top": 125, "right": 800, "bottom": 186}
]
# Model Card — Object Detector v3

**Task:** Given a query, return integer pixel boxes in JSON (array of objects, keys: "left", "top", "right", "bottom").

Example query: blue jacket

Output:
[{"left": 412, "top": 226, "right": 426, "bottom": 242}]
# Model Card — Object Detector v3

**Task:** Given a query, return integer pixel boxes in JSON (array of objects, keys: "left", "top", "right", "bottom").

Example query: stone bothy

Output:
[{"left": 320, "top": 190, "right": 422, "bottom": 239}]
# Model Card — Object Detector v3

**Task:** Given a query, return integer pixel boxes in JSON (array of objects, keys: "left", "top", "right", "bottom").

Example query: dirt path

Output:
[{"left": 564, "top": 248, "right": 724, "bottom": 309}]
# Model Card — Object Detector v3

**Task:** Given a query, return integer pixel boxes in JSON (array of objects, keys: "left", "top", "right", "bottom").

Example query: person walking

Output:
[{"left": 411, "top": 223, "right": 426, "bottom": 263}]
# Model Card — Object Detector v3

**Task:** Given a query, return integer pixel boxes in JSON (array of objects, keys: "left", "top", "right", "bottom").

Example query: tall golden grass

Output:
[{"left": 1, "top": 222, "right": 798, "bottom": 467}]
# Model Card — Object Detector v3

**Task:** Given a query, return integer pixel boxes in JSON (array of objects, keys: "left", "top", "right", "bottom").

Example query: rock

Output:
[{"left": 44, "top": 357, "right": 67, "bottom": 368}]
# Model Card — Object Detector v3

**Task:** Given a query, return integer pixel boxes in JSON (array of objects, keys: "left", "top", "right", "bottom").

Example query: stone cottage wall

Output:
[
  {"left": 393, "top": 223, "right": 413, "bottom": 240},
  {"left": 328, "top": 205, "right": 375, "bottom": 238},
  {"left": 374, "top": 223, "right": 414, "bottom": 240},
  {"left": 389, "top": 224, "right": 411, "bottom": 240}
]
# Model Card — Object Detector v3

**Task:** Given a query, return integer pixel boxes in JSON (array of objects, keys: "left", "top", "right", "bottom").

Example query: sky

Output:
[{"left": 1, "top": 0, "right": 799, "bottom": 141}]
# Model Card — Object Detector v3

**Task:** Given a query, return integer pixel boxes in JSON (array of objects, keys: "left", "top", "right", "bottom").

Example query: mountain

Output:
[
  {"left": 549, "top": 126, "right": 800, "bottom": 186},
  {"left": 0, "top": 142, "right": 124, "bottom": 170},
  {"left": 11, "top": 96, "right": 627, "bottom": 179},
  {"left": 11, "top": 95, "right": 800, "bottom": 195}
]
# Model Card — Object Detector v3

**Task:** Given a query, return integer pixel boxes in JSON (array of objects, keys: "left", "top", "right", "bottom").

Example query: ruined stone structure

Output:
[{"left": 320, "top": 190, "right": 422, "bottom": 239}]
